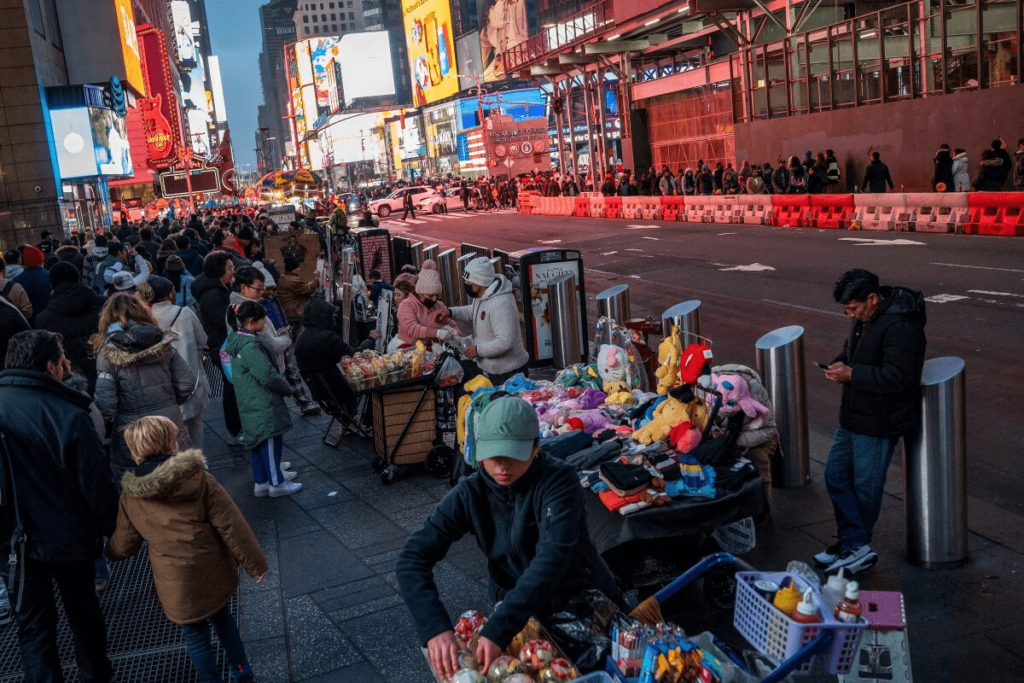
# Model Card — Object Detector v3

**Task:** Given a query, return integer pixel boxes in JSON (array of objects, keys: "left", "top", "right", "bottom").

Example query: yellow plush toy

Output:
[
  {"left": 631, "top": 397, "right": 709, "bottom": 445},
  {"left": 456, "top": 374, "right": 494, "bottom": 449},
  {"left": 603, "top": 381, "right": 634, "bottom": 405},
  {"left": 655, "top": 327, "right": 683, "bottom": 396}
]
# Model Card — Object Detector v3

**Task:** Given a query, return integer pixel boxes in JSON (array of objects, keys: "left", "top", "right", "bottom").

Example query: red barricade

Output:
[
  {"left": 808, "top": 194, "right": 855, "bottom": 229},
  {"left": 772, "top": 195, "right": 811, "bottom": 227},
  {"left": 965, "top": 192, "right": 1024, "bottom": 236},
  {"left": 661, "top": 196, "right": 684, "bottom": 221},
  {"left": 606, "top": 196, "right": 623, "bottom": 219},
  {"left": 573, "top": 197, "right": 590, "bottom": 217}
]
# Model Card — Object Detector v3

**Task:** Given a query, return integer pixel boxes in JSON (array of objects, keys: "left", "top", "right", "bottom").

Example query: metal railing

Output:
[{"left": 502, "top": 0, "right": 614, "bottom": 72}]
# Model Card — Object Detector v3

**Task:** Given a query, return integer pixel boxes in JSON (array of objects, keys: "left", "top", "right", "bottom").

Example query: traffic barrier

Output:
[
  {"left": 661, "top": 196, "right": 684, "bottom": 221},
  {"left": 563, "top": 196, "right": 579, "bottom": 216},
  {"left": 711, "top": 195, "right": 741, "bottom": 224},
  {"left": 852, "top": 194, "right": 906, "bottom": 231},
  {"left": 573, "top": 197, "right": 590, "bottom": 217},
  {"left": 738, "top": 195, "right": 775, "bottom": 225},
  {"left": 605, "top": 196, "right": 623, "bottom": 219},
  {"left": 898, "top": 193, "right": 968, "bottom": 233},
  {"left": 518, "top": 195, "right": 535, "bottom": 214},
  {"left": 588, "top": 196, "right": 607, "bottom": 218},
  {"left": 964, "top": 192, "right": 1024, "bottom": 236},
  {"left": 772, "top": 195, "right": 811, "bottom": 227},
  {"left": 808, "top": 194, "right": 855, "bottom": 229},
  {"left": 622, "top": 197, "right": 645, "bottom": 220},
  {"left": 639, "top": 196, "right": 663, "bottom": 220},
  {"left": 683, "top": 196, "right": 716, "bottom": 223}
]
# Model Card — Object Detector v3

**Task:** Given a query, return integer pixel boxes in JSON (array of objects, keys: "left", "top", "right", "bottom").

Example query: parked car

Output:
[
  {"left": 368, "top": 187, "right": 437, "bottom": 217},
  {"left": 417, "top": 188, "right": 480, "bottom": 213}
]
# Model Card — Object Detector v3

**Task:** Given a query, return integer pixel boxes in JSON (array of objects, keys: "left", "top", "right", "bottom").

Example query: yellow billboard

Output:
[
  {"left": 402, "top": 0, "right": 459, "bottom": 106},
  {"left": 114, "top": 0, "right": 145, "bottom": 95}
]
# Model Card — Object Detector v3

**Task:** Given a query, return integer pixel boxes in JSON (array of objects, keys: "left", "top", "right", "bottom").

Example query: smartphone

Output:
[{"left": 812, "top": 361, "right": 829, "bottom": 370}]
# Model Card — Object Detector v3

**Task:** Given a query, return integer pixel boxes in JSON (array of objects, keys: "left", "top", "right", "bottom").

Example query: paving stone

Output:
[
  {"left": 354, "top": 537, "right": 409, "bottom": 560},
  {"left": 297, "top": 661, "right": 387, "bottom": 683},
  {"left": 310, "top": 576, "right": 396, "bottom": 613},
  {"left": 388, "top": 502, "right": 437, "bottom": 533},
  {"left": 278, "top": 530, "right": 373, "bottom": 598},
  {"left": 285, "top": 595, "right": 364, "bottom": 680},
  {"left": 360, "top": 480, "right": 439, "bottom": 516},
  {"left": 310, "top": 499, "right": 408, "bottom": 550},
  {"left": 338, "top": 605, "right": 434, "bottom": 683},
  {"left": 326, "top": 593, "right": 405, "bottom": 623},
  {"left": 246, "top": 637, "right": 290, "bottom": 683},
  {"left": 288, "top": 470, "right": 358, "bottom": 511},
  {"left": 239, "top": 589, "right": 285, "bottom": 641}
]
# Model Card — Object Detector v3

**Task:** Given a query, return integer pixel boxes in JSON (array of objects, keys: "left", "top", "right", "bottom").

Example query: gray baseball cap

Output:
[{"left": 475, "top": 397, "right": 540, "bottom": 462}]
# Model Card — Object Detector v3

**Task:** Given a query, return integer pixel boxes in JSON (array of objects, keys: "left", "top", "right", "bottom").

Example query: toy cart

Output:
[{"left": 607, "top": 553, "right": 869, "bottom": 683}]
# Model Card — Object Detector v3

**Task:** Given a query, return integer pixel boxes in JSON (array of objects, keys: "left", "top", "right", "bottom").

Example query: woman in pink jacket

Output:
[{"left": 396, "top": 261, "right": 459, "bottom": 347}]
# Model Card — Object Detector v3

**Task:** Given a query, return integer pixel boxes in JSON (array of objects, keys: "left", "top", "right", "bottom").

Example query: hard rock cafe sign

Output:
[{"left": 143, "top": 93, "right": 175, "bottom": 162}]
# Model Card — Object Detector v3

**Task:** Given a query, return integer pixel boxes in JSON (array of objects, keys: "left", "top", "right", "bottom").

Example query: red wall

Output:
[{"left": 734, "top": 84, "right": 1024, "bottom": 192}]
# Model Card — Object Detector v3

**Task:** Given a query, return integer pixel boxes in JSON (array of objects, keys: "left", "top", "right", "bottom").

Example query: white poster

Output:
[
  {"left": 528, "top": 259, "right": 584, "bottom": 361},
  {"left": 170, "top": 1, "right": 196, "bottom": 69}
]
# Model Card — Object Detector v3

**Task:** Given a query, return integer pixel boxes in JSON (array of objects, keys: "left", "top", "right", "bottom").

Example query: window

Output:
[
  {"left": 348, "top": 1, "right": 353, "bottom": 6},
  {"left": 332, "top": 24, "right": 338, "bottom": 31},
  {"left": 349, "top": 11, "right": 354, "bottom": 19},
  {"left": 342, "top": 23, "right": 347, "bottom": 30},
  {"left": 304, "top": 26, "right": 310, "bottom": 34},
  {"left": 329, "top": 1, "right": 334, "bottom": 6},
  {"left": 330, "top": 13, "right": 336, "bottom": 19},
  {"left": 322, "top": 13, "right": 327, "bottom": 21},
  {"left": 314, "top": 25, "right": 319, "bottom": 32},
  {"left": 303, "top": 15, "right": 308, "bottom": 22},
  {"left": 29, "top": 0, "right": 45, "bottom": 37}
]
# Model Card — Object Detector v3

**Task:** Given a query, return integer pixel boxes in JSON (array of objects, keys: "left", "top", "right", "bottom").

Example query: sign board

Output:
[
  {"left": 515, "top": 249, "right": 588, "bottom": 365},
  {"left": 139, "top": 28, "right": 182, "bottom": 168},
  {"left": 403, "top": 0, "right": 459, "bottom": 106},
  {"left": 267, "top": 205, "right": 297, "bottom": 228},
  {"left": 264, "top": 231, "right": 321, "bottom": 289},
  {"left": 159, "top": 168, "right": 221, "bottom": 197},
  {"left": 483, "top": 114, "right": 550, "bottom": 178}
]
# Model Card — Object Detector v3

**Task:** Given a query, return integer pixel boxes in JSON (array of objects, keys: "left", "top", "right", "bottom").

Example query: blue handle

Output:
[
  {"left": 653, "top": 552, "right": 736, "bottom": 603},
  {"left": 760, "top": 630, "right": 835, "bottom": 683}
]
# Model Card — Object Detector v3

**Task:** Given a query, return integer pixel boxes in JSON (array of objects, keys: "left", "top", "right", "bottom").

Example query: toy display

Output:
[
  {"left": 455, "top": 610, "right": 488, "bottom": 649},
  {"left": 596, "top": 344, "right": 636, "bottom": 404},
  {"left": 341, "top": 342, "right": 428, "bottom": 391},
  {"left": 450, "top": 669, "right": 487, "bottom": 683},
  {"left": 537, "top": 658, "right": 576, "bottom": 683},
  {"left": 632, "top": 397, "right": 707, "bottom": 445}
]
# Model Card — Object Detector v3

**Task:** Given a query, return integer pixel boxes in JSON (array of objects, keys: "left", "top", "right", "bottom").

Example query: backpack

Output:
[
  {"left": 220, "top": 340, "right": 235, "bottom": 384},
  {"left": 0, "top": 281, "right": 14, "bottom": 304}
]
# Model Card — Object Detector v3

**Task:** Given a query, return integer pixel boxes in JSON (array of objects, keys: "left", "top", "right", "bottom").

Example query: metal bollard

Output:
[
  {"left": 489, "top": 256, "right": 502, "bottom": 274},
  {"left": 755, "top": 325, "right": 810, "bottom": 488},
  {"left": 437, "top": 249, "right": 462, "bottom": 308},
  {"left": 456, "top": 253, "right": 477, "bottom": 302},
  {"left": 422, "top": 243, "right": 440, "bottom": 265},
  {"left": 548, "top": 274, "right": 581, "bottom": 369},
  {"left": 392, "top": 236, "right": 413, "bottom": 270},
  {"left": 410, "top": 241, "right": 424, "bottom": 270},
  {"left": 596, "top": 284, "right": 631, "bottom": 324},
  {"left": 904, "top": 357, "right": 968, "bottom": 569},
  {"left": 492, "top": 249, "right": 511, "bottom": 277},
  {"left": 461, "top": 242, "right": 490, "bottom": 258},
  {"left": 661, "top": 300, "right": 703, "bottom": 342}
]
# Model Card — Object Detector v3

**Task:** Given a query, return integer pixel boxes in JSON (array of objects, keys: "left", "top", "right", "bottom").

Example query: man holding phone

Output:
[{"left": 815, "top": 269, "right": 926, "bottom": 576}]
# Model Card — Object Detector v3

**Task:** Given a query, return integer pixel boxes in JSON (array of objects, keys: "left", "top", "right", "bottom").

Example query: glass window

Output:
[
  {"left": 342, "top": 23, "right": 347, "bottom": 30},
  {"left": 314, "top": 25, "right": 319, "bottom": 32},
  {"left": 330, "top": 2, "right": 335, "bottom": 6},
  {"left": 304, "top": 26, "right": 310, "bottom": 34},
  {"left": 45, "top": 0, "right": 61, "bottom": 49},
  {"left": 303, "top": 15, "right": 309, "bottom": 22},
  {"left": 332, "top": 24, "right": 337, "bottom": 31},
  {"left": 322, "top": 13, "right": 327, "bottom": 21},
  {"left": 330, "top": 12, "right": 336, "bottom": 19},
  {"left": 349, "top": 11, "right": 355, "bottom": 19}
]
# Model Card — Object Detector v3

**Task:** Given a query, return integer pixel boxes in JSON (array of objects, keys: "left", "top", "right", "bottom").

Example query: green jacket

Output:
[{"left": 224, "top": 329, "right": 292, "bottom": 448}]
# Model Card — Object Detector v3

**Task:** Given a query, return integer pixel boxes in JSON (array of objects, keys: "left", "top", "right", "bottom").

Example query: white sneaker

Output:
[
  {"left": 824, "top": 544, "right": 878, "bottom": 576},
  {"left": 280, "top": 461, "right": 292, "bottom": 470},
  {"left": 813, "top": 541, "right": 845, "bottom": 566},
  {"left": 254, "top": 483, "right": 270, "bottom": 497},
  {"left": 283, "top": 469, "right": 298, "bottom": 481},
  {"left": 268, "top": 481, "right": 303, "bottom": 497}
]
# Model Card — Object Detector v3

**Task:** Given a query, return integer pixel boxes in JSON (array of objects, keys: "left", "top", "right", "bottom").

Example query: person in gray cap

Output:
[
  {"left": 396, "top": 397, "right": 621, "bottom": 679},
  {"left": 443, "top": 257, "right": 529, "bottom": 386}
]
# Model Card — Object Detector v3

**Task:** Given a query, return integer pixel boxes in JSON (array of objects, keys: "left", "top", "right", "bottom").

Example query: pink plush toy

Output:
[{"left": 709, "top": 374, "right": 770, "bottom": 422}]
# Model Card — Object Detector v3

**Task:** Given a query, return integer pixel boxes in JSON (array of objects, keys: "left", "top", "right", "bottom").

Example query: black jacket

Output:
[
  {"left": 294, "top": 299, "right": 373, "bottom": 388},
  {"left": 861, "top": 160, "right": 894, "bottom": 193},
  {"left": 0, "top": 369, "right": 119, "bottom": 562},
  {"left": 932, "top": 149, "right": 954, "bottom": 190},
  {"left": 0, "top": 301, "right": 31, "bottom": 370},
  {"left": 176, "top": 248, "right": 205, "bottom": 277},
  {"left": 832, "top": 287, "right": 927, "bottom": 438},
  {"left": 34, "top": 282, "right": 102, "bottom": 389},
  {"left": 396, "top": 452, "right": 621, "bottom": 649},
  {"left": 190, "top": 273, "right": 231, "bottom": 352}
]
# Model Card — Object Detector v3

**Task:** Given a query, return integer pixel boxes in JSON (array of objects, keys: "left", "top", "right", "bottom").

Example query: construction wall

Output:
[{"left": 734, "top": 84, "right": 1024, "bottom": 192}]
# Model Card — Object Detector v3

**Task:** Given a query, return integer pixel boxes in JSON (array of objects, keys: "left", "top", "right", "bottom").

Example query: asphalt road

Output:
[{"left": 382, "top": 210, "right": 1024, "bottom": 534}]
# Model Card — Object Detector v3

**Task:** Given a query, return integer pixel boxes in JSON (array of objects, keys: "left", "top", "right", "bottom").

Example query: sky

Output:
[{"left": 205, "top": 0, "right": 268, "bottom": 169}]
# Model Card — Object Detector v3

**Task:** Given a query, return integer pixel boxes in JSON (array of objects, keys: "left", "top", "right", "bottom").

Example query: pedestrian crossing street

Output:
[{"left": 379, "top": 208, "right": 517, "bottom": 228}]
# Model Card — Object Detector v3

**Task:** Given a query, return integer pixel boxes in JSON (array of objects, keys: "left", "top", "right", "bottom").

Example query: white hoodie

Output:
[{"left": 448, "top": 275, "right": 530, "bottom": 376}]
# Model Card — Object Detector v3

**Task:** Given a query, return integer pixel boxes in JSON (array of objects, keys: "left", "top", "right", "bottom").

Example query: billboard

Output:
[
  {"left": 479, "top": 0, "right": 530, "bottom": 82},
  {"left": 90, "top": 107, "right": 134, "bottom": 176},
  {"left": 114, "top": 0, "right": 145, "bottom": 94},
  {"left": 170, "top": 1, "right": 197, "bottom": 69},
  {"left": 50, "top": 106, "right": 134, "bottom": 179},
  {"left": 338, "top": 31, "right": 397, "bottom": 105},
  {"left": 401, "top": 116, "right": 426, "bottom": 160},
  {"left": 139, "top": 27, "right": 183, "bottom": 168},
  {"left": 483, "top": 114, "right": 550, "bottom": 177},
  {"left": 455, "top": 31, "right": 483, "bottom": 85},
  {"left": 291, "top": 38, "right": 346, "bottom": 133},
  {"left": 53, "top": 0, "right": 146, "bottom": 95},
  {"left": 402, "top": 0, "right": 459, "bottom": 106},
  {"left": 208, "top": 56, "right": 228, "bottom": 123}
]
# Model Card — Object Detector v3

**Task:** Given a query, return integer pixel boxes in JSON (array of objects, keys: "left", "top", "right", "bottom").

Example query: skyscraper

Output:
[{"left": 257, "top": 0, "right": 298, "bottom": 168}]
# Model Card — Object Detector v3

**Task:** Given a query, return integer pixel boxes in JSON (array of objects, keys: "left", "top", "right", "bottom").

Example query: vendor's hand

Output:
[
  {"left": 464, "top": 345, "right": 478, "bottom": 359},
  {"left": 427, "top": 630, "right": 461, "bottom": 679},
  {"left": 476, "top": 636, "right": 503, "bottom": 675},
  {"left": 368, "top": 330, "right": 381, "bottom": 340},
  {"left": 433, "top": 310, "right": 448, "bottom": 324},
  {"left": 825, "top": 362, "right": 852, "bottom": 383}
]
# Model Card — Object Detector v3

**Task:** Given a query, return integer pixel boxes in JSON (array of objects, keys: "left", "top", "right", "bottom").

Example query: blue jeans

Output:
[
  {"left": 824, "top": 427, "right": 898, "bottom": 550},
  {"left": 250, "top": 435, "right": 285, "bottom": 486},
  {"left": 180, "top": 604, "right": 251, "bottom": 683}
]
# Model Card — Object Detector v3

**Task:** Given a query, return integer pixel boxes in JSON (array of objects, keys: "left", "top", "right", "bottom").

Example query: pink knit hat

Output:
[{"left": 415, "top": 260, "right": 442, "bottom": 296}]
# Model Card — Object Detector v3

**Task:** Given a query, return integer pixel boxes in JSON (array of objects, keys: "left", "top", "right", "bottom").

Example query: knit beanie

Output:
[
  {"left": 394, "top": 272, "right": 418, "bottom": 287},
  {"left": 21, "top": 246, "right": 44, "bottom": 268},
  {"left": 415, "top": 260, "right": 442, "bottom": 296},
  {"left": 464, "top": 256, "right": 495, "bottom": 287},
  {"left": 165, "top": 255, "right": 185, "bottom": 273},
  {"left": 149, "top": 276, "right": 174, "bottom": 301},
  {"left": 48, "top": 261, "right": 80, "bottom": 288}
]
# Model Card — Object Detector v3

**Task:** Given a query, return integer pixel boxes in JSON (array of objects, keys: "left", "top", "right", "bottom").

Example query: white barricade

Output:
[
  {"left": 622, "top": 197, "right": 645, "bottom": 220},
  {"left": 588, "top": 196, "right": 607, "bottom": 218},
  {"left": 898, "top": 193, "right": 969, "bottom": 233},
  {"left": 738, "top": 195, "right": 774, "bottom": 225},
  {"left": 706, "top": 195, "right": 740, "bottom": 224},
  {"left": 640, "top": 197, "right": 663, "bottom": 220},
  {"left": 852, "top": 194, "right": 906, "bottom": 231},
  {"left": 683, "top": 197, "right": 715, "bottom": 223}
]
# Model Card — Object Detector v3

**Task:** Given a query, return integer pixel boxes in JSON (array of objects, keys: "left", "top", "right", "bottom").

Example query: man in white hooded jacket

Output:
[{"left": 445, "top": 257, "right": 530, "bottom": 385}]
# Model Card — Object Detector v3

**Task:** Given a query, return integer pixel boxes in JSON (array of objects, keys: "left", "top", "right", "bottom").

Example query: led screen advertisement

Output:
[
  {"left": 114, "top": 0, "right": 145, "bottom": 94},
  {"left": 90, "top": 108, "right": 134, "bottom": 176},
  {"left": 479, "top": 0, "right": 530, "bottom": 82},
  {"left": 291, "top": 38, "right": 346, "bottom": 133},
  {"left": 50, "top": 107, "right": 134, "bottom": 180},
  {"left": 403, "top": 0, "right": 459, "bottom": 106},
  {"left": 170, "top": 1, "right": 197, "bottom": 69},
  {"left": 338, "top": 32, "right": 397, "bottom": 105}
]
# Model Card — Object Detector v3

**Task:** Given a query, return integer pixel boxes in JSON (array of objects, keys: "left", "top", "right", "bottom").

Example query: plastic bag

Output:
[{"left": 436, "top": 354, "right": 465, "bottom": 388}]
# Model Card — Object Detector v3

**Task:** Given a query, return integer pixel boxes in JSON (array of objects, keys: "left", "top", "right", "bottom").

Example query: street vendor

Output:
[
  {"left": 395, "top": 260, "right": 459, "bottom": 349},
  {"left": 396, "top": 397, "right": 622, "bottom": 679},
  {"left": 442, "top": 256, "right": 530, "bottom": 386}
]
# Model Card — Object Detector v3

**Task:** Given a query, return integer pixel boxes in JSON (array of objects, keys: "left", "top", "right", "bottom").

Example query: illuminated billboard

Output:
[
  {"left": 338, "top": 32, "right": 396, "bottom": 105},
  {"left": 50, "top": 107, "right": 134, "bottom": 179},
  {"left": 208, "top": 56, "right": 228, "bottom": 123},
  {"left": 170, "top": 1, "right": 197, "bottom": 69},
  {"left": 114, "top": 0, "right": 145, "bottom": 94},
  {"left": 479, "top": 0, "right": 530, "bottom": 82},
  {"left": 290, "top": 38, "right": 345, "bottom": 134},
  {"left": 402, "top": 0, "right": 459, "bottom": 106},
  {"left": 483, "top": 114, "right": 550, "bottom": 177},
  {"left": 90, "top": 108, "right": 134, "bottom": 176}
]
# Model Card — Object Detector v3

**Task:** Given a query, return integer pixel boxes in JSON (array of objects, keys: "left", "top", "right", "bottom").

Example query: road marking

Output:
[
  {"left": 446, "top": 212, "right": 467, "bottom": 218},
  {"left": 930, "top": 262, "right": 1024, "bottom": 273},
  {"left": 840, "top": 237, "right": 926, "bottom": 246},
  {"left": 626, "top": 224, "right": 660, "bottom": 229},
  {"left": 720, "top": 263, "right": 775, "bottom": 272},
  {"left": 600, "top": 251, "right": 618, "bottom": 256},
  {"left": 540, "top": 239, "right": 562, "bottom": 244},
  {"left": 967, "top": 289, "right": 1024, "bottom": 298},
  {"left": 718, "top": 232, "right": 737, "bottom": 235},
  {"left": 625, "top": 248, "right": 643, "bottom": 252},
  {"left": 762, "top": 299, "right": 845, "bottom": 317},
  {"left": 642, "top": 236, "right": 659, "bottom": 240},
  {"left": 925, "top": 294, "right": 970, "bottom": 303},
  {"left": 399, "top": 218, "right": 426, "bottom": 224}
]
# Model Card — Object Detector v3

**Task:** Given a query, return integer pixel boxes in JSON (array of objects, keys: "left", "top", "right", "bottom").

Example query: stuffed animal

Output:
[
  {"left": 631, "top": 397, "right": 708, "bottom": 445},
  {"left": 602, "top": 381, "right": 634, "bottom": 405},
  {"left": 655, "top": 328, "right": 683, "bottom": 395},
  {"left": 679, "top": 343, "right": 714, "bottom": 386},
  {"left": 565, "top": 409, "right": 615, "bottom": 435},
  {"left": 708, "top": 374, "right": 770, "bottom": 422},
  {"left": 596, "top": 344, "right": 633, "bottom": 393},
  {"left": 667, "top": 420, "right": 702, "bottom": 454}
]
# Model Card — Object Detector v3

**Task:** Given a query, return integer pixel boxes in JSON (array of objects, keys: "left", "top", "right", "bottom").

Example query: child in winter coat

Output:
[
  {"left": 107, "top": 416, "right": 267, "bottom": 683},
  {"left": 223, "top": 300, "right": 301, "bottom": 497}
]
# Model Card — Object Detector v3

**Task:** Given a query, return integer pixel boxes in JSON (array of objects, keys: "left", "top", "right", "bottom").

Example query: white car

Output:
[
  {"left": 417, "top": 188, "right": 480, "bottom": 213},
  {"left": 368, "top": 187, "right": 437, "bottom": 217}
]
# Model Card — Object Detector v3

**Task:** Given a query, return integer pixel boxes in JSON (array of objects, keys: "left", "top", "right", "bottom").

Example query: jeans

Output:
[
  {"left": 824, "top": 426, "right": 899, "bottom": 550},
  {"left": 180, "top": 604, "right": 251, "bottom": 683},
  {"left": 93, "top": 555, "right": 110, "bottom": 586},
  {"left": 4, "top": 558, "right": 113, "bottom": 683},
  {"left": 251, "top": 435, "right": 285, "bottom": 486}
]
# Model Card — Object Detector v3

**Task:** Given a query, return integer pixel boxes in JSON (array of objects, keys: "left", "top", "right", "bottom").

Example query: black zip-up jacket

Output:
[
  {"left": 0, "top": 369, "right": 119, "bottom": 562},
  {"left": 396, "top": 452, "right": 621, "bottom": 649},
  {"left": 832, "top": 286, "right": 927, "bottom": 438},
  {"left": 861, "top": 159, "right": 894, "bottom": 193},
  {"left": 190, "top": 273, "right": 231, "bottom": 353},
  {"left": 294, "top": 299, "right": 374, "bottom": 388}
]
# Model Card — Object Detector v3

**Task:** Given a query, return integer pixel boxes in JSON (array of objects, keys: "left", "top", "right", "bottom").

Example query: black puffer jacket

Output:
[
  {"left": 832, "top": 286, "right": 927, "bottom": 438},
  {"left": 190, "top": 273, "right": 231, "bottom": 352},
  {"left": 34, "top": 282, "right": 102, "bottom": 389},
  {"left": 0, "top": 369, "right": 119, "bottom": 562},
  {"left": 95, "top": 324, "right": 196, "bottom": 467},
  {"left": 294, "top": 299, "right": 374, "bottom": 389},
  {"left": 396, "top": 452, "right": 621, "bottom": 649}
]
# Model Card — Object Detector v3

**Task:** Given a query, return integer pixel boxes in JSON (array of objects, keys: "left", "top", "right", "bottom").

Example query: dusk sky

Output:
[{"left": 206, "top": 0, "right": 267, "bottom": 169}]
